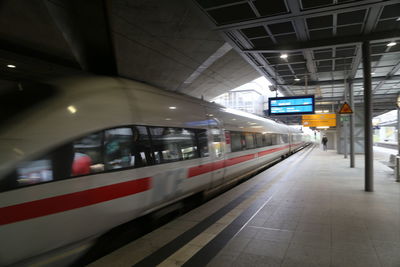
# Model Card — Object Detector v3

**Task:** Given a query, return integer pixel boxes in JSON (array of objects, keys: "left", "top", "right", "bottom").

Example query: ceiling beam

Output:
[
  {"left": 344, "top": 5, "right": 383, "bottom": 99},
  {"left": 242, "top": 30, "right": 400, "bottom": 52},
  {"left": 372, "top": 60, "right": 400, "bottom": 93},
  {"left": 215, "top": 0, "right": 399, "bottom": 31},
  {"left": 286, "top": 0, "right": 318, "bottom": 82},
  {"left": 278, "top": 75, "right": 400, "bottom": 86},
  {"left": 318, "top": 93, "right": 398, "bottom": 102},
  {"left": 44, "top": 0, "right": 117, "bottom": 75},
  {"left": 349, "top": 6, "right": 382, "bottom": 79}
]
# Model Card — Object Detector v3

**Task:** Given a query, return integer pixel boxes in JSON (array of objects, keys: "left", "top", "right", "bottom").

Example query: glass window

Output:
[
  {"left": 230, "top": 131, "right": 243, "bottom": 152},
  {"left": 131, "top": 126, "right": 153, "bottom": 167},
  {"left": 16, "top": 157, "right": 53, "bottom": 186},
  {"left": 197, "top": 129, "right": 209, "bottom": 157},
  {"left": 271, "top": 133, "right": 279, "bottom": 145},
  {"left": 244, "top": 133, "right": 255, "bottom": 149},
  {"left": 282, "top": 134, "right": 288, "bottom": 143},
  {"left": 255, "top": 133, "right": 263, "bottom": 148},
  {"left": 150, "top": 127, "right": 198, "bottom": 164},
  {"left": 104, "top": 128, "right": 135, "bottom": 170},
  {"left": 1, "top": 126, "right": 156, "bottom": 192},
  {"left": 263, "top": 133, "right": 272, "bottom": 146},
  {"left": 210, "top": 127, "right": 223, "bottom": 157},
  {"left": 180, "top": 129, "right": 198, "bottom": 160},
  {"left": 72, "top": 132, "right": 104, "bottom": 176}
]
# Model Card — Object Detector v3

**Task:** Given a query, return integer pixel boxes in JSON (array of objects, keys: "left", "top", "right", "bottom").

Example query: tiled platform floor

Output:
[{"left": 90, "top": 145, "right": 400, "bottom": 267}]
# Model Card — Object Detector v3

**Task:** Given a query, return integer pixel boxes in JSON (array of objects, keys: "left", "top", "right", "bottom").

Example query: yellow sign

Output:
[
  {"left": 339, "top": 102, "right": 353, "bottom": 114},
  {"left": 303, "top": 114, "right": 336, "bottom": 120},
  {"left": 302, "top": 114, "right": 336, "bottom": 127}
]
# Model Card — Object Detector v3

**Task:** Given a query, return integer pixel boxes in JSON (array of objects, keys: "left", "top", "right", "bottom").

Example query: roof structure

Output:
[
  {"left": 193, "top": 0, "right": 400, "bottom": 115},
  {"left": 0, "top": 0, "right": 260, "bottom": 101},
  {"left": 0, "top": 0, "right": 398, "bottom": 117}
]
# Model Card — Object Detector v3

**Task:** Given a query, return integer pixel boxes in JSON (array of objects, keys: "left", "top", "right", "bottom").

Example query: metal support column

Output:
[
  {"left": 336, "top": 101, "right": 341, "bottom": 153},
  {"left": 362, "top": 41, "right": 373, "bottom": 192},
  {"left": 343, "top": 82, "right": 348, "bottom": 159},
  {"left": 343, "top": 117, "right": 348, "bottom": 158},
  {"left": 349, "top": 81, "right": 355, "bottom": 167},
  {"left": 397, "top": 105, "right": 400, "bottom": 182},
  {"left": 398, "top": 105, "right": 400, "bottom": 156}
]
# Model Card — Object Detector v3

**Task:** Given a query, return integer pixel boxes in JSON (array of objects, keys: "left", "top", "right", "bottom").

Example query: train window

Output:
[
  {"left": 72, "top": 132, "right": 104, "bottom": 176},
  {"left": 263, "top": 133, "right": 273, "bottom": 146},
  {"left": 104, "top": 128, "right": 135, "bottom": 170},
  {"left": 210, "top": 127, "right": 223, "bottom": 157},
  {"left": 255, "top": 133, "right": 263, "bottom": 148},
  {"left": 180, "top": 129, "right": 198, "bottom": 160},
  {"left": 132, "top": 126, "right": 153, "bottom": 167},
  {"left": 244, "top": 133, "right": 255, "bottom": 149},
  {"left": 197, "top": 129, "right": 209, "bottom": 157},
  {"left": 150, "top": 127, "right": 179, "bottom": 163},
  {"left": 230, "top": 131, "right": 243, "bottom": 152},
  {"left": 15, "top": 157, "right": 53, "bottom": 186},
  {"left": 282, "top": 134, "right": 289, "bottom": 143},
  {"left": 271, "top": 133, "right": 278, "bottom": 145},
  {"left": 150, "top": 127, "right": 198, "bottom": 163}
]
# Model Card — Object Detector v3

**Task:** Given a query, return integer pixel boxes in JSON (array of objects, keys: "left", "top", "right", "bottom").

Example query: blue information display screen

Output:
[{"left": 268, "top": 95, "right": 315, "bottom": 115}]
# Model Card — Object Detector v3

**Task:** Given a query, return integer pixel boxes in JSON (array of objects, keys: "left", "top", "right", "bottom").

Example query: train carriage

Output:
[{"left": 0, "top": 76, "right": 308, "bottom": 265}]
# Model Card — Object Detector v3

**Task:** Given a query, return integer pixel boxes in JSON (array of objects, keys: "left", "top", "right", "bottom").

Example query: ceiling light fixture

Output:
[
  {"left": 387, "top": 42, "right": 397, "bottom": 47},
  {"left": 294, "top": 78, "right": 300, "bottom": 81},
  {"left": 67, "top": 105, "right": 77, "bottom": 114},
  {"left": 280, "top": 54, "right": 288, "bottom": 59},
  {"left": 169, "top": 106, "right": 176, "bottom": 110},
  {"left": 7, "top": 64, "right": 16, "bottom": 68}
]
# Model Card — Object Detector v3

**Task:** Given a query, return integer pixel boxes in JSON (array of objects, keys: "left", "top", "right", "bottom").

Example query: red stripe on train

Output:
[
  {"left": 225, "top": 154, "right": 255, "bottom": 167},
  {"left": 188, "top": 144, "right": 291, "bottom": 178},
  {"left": 0, "top": 177, "right": 152, "bottom": 225},
  {"left": 187, "top": 160, "right": 225, "bottom": 178},
  {"left": 188, "top": 162, "right": 214, "bottom": 177},
  {"left": 257, "top": 145, "right": 289, "bottom": 157}
]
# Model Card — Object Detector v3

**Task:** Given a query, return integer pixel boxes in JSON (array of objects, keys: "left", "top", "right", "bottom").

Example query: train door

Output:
[{"left": 208, "top": 117, "right": 226, "bottom": 188}]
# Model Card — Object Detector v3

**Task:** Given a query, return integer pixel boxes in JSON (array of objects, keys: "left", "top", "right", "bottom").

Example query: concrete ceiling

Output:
[{"left": 0, "top": 0, "right": 260, "bottom": 100}]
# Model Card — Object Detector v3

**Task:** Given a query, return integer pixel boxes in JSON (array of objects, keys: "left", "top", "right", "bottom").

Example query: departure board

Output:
[{"left": 268, "top": 95, "right": 315, "bottom": 115}]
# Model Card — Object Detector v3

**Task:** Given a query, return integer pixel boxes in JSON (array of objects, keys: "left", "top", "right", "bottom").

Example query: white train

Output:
[{"left": 0, "top": 77, "right": 308, "bottom": 265}]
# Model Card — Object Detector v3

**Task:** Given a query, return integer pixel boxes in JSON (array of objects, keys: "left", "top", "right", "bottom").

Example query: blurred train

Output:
[{"left": 0, "top": 77, "right": 309, "bottom": 265}]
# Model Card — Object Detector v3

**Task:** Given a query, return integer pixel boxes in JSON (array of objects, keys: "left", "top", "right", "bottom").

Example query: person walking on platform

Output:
[{"left": 322, "top": 135, "right": 328, "bottom": 151}]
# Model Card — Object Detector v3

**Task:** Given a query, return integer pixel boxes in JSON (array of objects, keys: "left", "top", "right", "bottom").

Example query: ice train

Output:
[{"left": 0, "top": 77, "right": 308, "bottom": 265}]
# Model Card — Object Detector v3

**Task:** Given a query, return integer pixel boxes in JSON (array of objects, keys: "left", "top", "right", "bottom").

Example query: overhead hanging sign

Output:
[
  {"left": 339, "top": 102, "right": 353, "bottom": 114},
  {"left": 302, "top": 113, "right": 336, "bottom": 127},
  {"left": 268, "top": 95, "right": 315, "bottom": 115}
]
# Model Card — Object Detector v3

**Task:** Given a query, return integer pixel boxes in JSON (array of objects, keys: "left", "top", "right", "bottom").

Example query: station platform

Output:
[{"left": 89, "top": 145, "right": 400, "bottom": 267}]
